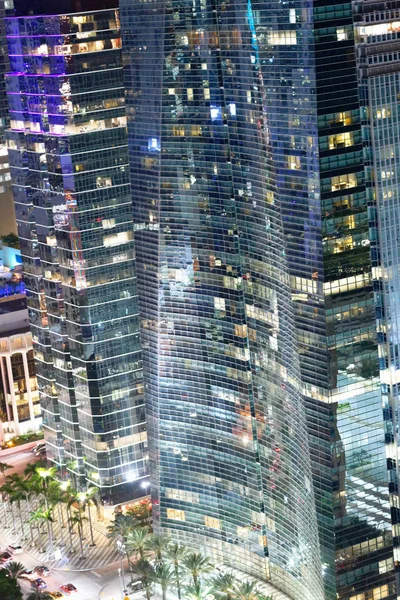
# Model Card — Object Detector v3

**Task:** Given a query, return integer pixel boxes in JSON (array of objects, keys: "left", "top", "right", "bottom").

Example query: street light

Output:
[{"left": 118, "top": 567, "right": 125, "bottom": 600}]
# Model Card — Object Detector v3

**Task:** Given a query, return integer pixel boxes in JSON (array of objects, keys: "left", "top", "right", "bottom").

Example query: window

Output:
[
  {"left": 167, "top": 509, "right": 185, "bottom": 521},
  {"left": 214, "top": 297, "right": 226, "bottom": 311},
  {"left": 288, "top": 155, "right": 301, "bottom": 170},
  {"left": 204, "top": 516, "right": 221, "bottom": 530},
  {"left": 267, "top": 30, "right": 297, "bottom": 45},
  {"left": 289, "top": 8, "right": 296, "bottom": 23},
  {"left": 187, "top": 88, "right": 193, "bottom": 101},
  {"left": 328, "top": 131, "right": 353, "bottom": 149},
  {"left": 235, "top": 324, "right": 247, "bottom": 337},
  {"left": 336, "top": 27, "right": 348, "bottom": 40},
  {"left": 204, "top": 89, "right": 210, "bottom": 100},
  {"left": 331, "top": 173, "right": 357, "bottom": 191}
]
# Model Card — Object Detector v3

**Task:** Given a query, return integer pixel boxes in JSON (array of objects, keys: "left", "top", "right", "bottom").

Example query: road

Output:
[{"left": 0, "top": 448, "right": 35, "bottom": 478}]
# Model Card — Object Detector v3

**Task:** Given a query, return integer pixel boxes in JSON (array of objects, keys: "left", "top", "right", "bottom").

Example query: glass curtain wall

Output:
[
  {"left": 120, "top": 0, "right": 325, "bottom": 598},
  {"left": 5, "top": 9, "right": 147, "bottom": 502}
]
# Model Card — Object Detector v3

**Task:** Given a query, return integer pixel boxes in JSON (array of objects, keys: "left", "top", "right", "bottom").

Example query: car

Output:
[
  {"left": 34, "top": 565, "right": 51, "bottom": 577},
  {"left": 32, "top": 577, "right": 47, "bottom": 590},
  {"left": 20, "top": 568, "right": 35, "bottom": 580},
  {"left": 0, "top": 552, "right": 12, "bottom": 563},
  {"left": 31, "top": 442, "right": 45, "bottom": 453},
  {"left": 48, "top": 593, "right": 64, "bottom": 599},
  {"left": 60, "top": 583, "right": 77, "bottom": 595},
  {"left": 8, "top": 544, "right": 23, "bottom": 554}
]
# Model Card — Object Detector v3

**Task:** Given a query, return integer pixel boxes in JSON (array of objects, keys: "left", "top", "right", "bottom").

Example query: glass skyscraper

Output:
[
  {"left": 5, "top": 8, "right": 148, "bottom": 502},
  {"left": 119, "top": 0, "right": 397, "bottom": 599}
]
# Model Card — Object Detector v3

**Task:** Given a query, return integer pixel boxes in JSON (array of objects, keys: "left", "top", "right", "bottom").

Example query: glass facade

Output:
[
  {"left": 355, "top": 2, "right": 400, "bottom": 596},
  {"left": 120, "top": 0, "right": 396, "bottom": 599},
  {"left": 5, "top": 9, "right": 147, "bottom": 502},
  {"left": 120, "top": 0, "right": 325, "bottom": 598}
]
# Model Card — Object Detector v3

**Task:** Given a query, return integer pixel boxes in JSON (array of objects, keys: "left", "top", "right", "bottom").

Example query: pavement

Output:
[{"left": 0, "top": 447, "right": 35, "bottom": 478}]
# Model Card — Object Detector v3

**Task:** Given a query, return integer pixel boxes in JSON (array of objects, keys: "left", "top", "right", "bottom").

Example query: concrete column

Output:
[
  {"left": 0, "top": 355, "right": 12, "bottom": 422},
  {"left": 5, "top": 354, "right": 19, "bottom": 436},
  {"left": 22, "top": 350, "right": 35, "bottom": 424}
]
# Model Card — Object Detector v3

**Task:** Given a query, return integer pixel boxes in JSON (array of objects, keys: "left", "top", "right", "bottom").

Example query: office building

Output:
[
  {"left": 0, "top": 294, "right": 41, "bottom": 441},
  {"left": 354, "top": 0, "right": 400, "bottom": 589},
  {"left": 0, "top": 0, "right": 15, "bottom": 236},
  {"left": 5, "top": 8, "right": 147, "bottom": 502},
  {"left": 120, "top": 0, "right": 396, "bottom": 599}
]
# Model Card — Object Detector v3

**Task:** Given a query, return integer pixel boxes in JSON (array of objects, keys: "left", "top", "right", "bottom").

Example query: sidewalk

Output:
[{"left": 0, "top": 501, "right": 120, "bottom": 571}]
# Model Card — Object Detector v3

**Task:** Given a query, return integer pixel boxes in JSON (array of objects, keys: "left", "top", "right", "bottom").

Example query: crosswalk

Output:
[{"left": 0, "top": 501, "right": 120, "bottom": 570}]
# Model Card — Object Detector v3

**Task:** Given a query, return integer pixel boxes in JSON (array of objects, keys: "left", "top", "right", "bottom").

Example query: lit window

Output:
[
  {"left": 247, "top": 90, "right": 252, "bottom": 103},
  {"left": 204, "top": 516, "right": 221, "bottom": 530},
  {"left": 168, "top": 88, "right": 175, "bottom": 95},
  {"left": 204, "top": 89, "right": 210, "bottom": 100},
  {"left": 331, "top": 173, "right": 357, "bottom": 191},
  {"left": 336, "top": 28, "right": 347, "bottom": 41},
  {"left": 167, "top": 508, "right": 186, "bottom": 521},
  {"left": 187, "top": 88, "right": 193, "bottom": 101},
  {"left": 288, "top": 155, "right": 301, "bottom": 170},
  {"left": 214, "top": 297, "right": 226, "bottom": 311},
  {"left": 202, "top": 63, "right": 207, "bottom": 70},
  {"left": 289, "top": 8, "right": 296, "bottom": 23},
  {"left": 267, "top": 30, "right": 297, "bottom": 45},
  {"left": 328, "top": 131, "right": 353, "bottom": 149}
]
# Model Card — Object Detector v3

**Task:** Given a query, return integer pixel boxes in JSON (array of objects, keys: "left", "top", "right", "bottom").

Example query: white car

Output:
[{"left": 8, "top": 544, "right": 23, "bottom": 554}]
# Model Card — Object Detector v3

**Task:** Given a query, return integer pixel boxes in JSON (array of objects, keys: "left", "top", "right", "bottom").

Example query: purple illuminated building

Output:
[{"left": 5, "top": 8, "right": 148, "bottom": 502}]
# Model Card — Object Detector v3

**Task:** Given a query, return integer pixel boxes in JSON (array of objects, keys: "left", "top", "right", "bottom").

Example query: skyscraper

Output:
[
  {"left": 5, "top": 8, "right": 148, "bottom": 502},
  {"left": 354, "top": 0, "right": 400, "bottom": 588},
  {"left": 119, "top": 1, "right": 396, "bottom": 600}
]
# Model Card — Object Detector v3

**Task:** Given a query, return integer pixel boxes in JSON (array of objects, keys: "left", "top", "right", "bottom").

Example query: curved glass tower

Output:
[{"left": 120, "top": 0, "right": 324, "bottom": 598}]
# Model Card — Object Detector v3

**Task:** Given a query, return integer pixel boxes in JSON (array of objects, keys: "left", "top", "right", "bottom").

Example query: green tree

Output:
[
  {"left": 211, "top": 573, "right": 237, "bottom": 600},
  {"left": 184, "top": 581, "right": 213, "bottom": 600},
  {"left": 183, "top": 553, "right": 214, "bottom": 586},
  {"left": 5, "top": 561, "right": 26, "bottom": 583},
  {"left": 1, "top": 233, "right": 20, "bottom": 249},
  {"left": 0, "top": 568, "right": 23, "bottom": 600},
  {"left": 165, "top": 542, "right": 187, "bottom": 600},
  {"left": 125, "top": 497, "right": 152, "bottom": 529},
  {"left": 152, "top": 563, "right": 175, "bottom": 600},
  {"left": 29, "top": 508, "right": 54, "bottom": 553},
  {"left": 130, "top": 559, "right": 154, "bottom": 600},
  {"left": 0, "top": 481, "right": 17, "bottom": 531},
  {"left": 125, "top": 526, "right": 152, "bottom": 561},
  {"left": 23, "top": 459, "right": 48, "bottom": 479},
  {"left": 26, "top": 589, "right": 54, "bottom": 600},
  {"left": 69, "top": 508, "right": 87, "bottom": 559},
  {"left": 0, "top": 461, "right": 12, "bottom": 483},
  {"left": 76, "top": 486, "right": 99, "bottom": 547},
  {"left": 5, "top": 473, "right": 29, "bottom": 538},
  {"left": 107, "top": 512, "right": 137, "bottom": 541},
  {"left": 145, "top": 533, "right": 170, "bottom": 565},
  {"left": 233, "top": 580, "right": 260, "bottom": 600}
]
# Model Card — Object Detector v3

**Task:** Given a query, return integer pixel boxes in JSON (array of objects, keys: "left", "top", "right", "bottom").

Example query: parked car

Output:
[
  {"left": 32, "top": 577, "right": 47, "bottom": 590},
  {"left": 49, "top": 593, "right": 64, "bottom": 599},
  {"left": 60, "top": 583, "right": 77, "bottom": 595},
  {"left": 31, "top": 442, "right": 45, "bottom": 453},
  {"left": 8, "top": 544, "right": 23, "bottom": 554},
  {"left": 0, "top": 552, "right": 12, "bottom": 563},
  {"left": 20, "top": 568, "right": 35, "bottom": 580},
  {"left": 34, "top": 565, "right": 51, "bottom": 577}
]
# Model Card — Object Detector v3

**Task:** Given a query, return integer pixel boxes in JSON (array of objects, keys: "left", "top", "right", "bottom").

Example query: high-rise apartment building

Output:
[
  {"left": 5, "top": 8, "right": 147, "bottom": 502},
  {"left": 119, "top": 1, "right": 397, "bottom": 600}
]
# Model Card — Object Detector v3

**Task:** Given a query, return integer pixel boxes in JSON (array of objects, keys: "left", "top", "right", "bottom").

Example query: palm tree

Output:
[
  {"left": 211, "top": 573, "right": 237, "bottom": 600},
  {"left": 130, "top": 559, "right": 154, "bottom": 600},
  {"left": 76, "top": 486, "right": 99, "bottom": 547},
  {"left": 23, "top": 459, "right": 47, "bottom": 479},
  {"left": 0, "top": 461, "right": 11, "bottom": 483},
  {"left": 233, "top": 580, "right": 260, "bottom": 600},
  {"left": 0, "top": 482, "right": 17, "bottom": 532},
  {"left": 5, "top": 473, "right": 29, "bottom": 538},
  {"left": 145, "top": 534, "right": 170, "bottom": 565},
  {"left": 152, "top": 563, "right": 175, "bottom": 600},
  {"left": 125, "top": 526, "right": 152, "bottom": 561},
  {"left": 183, "top": 553, "right": 214, "bottom": 586},
  {"left": 165, "top": 542, "right": 187, "bottom": 599},
  {"left": 29, "top": 507, "right": 54, "bottom": 555},
  {"left": 69, "top": 508, "right": 87, "bottom": 559},
  {"left": 108, "top": 513, "right": 137, "bottom": 542},
  {"left": 6, "top": 561, "right": 26, "bottom": 583},
  {"left": 184, "top": 581, "right": 214, "bottom": 600},
  {"left": 26, "top": 589, "right": 54, "bottom": 600}
]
